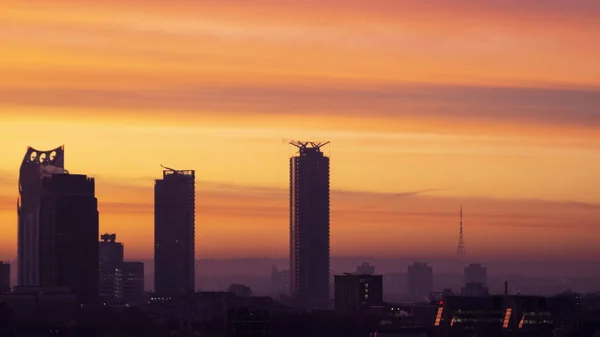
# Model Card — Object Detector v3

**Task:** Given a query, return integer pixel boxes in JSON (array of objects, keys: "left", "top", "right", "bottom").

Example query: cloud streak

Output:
[{"left": 2, "top": 84, "right": 600, "bottom": 130}]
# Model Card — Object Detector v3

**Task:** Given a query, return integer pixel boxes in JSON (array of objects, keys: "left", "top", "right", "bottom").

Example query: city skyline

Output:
[{"left": 1, "top": 0, "right": 600, "bottom": 261}]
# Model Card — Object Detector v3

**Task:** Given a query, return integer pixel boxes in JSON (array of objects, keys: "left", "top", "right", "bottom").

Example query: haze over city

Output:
[
  {"left": 1, "top": 0, "right": 600, "bottom": 266},
  {"left": 2, "top": 1, "right": 600, "bottom": 336}
]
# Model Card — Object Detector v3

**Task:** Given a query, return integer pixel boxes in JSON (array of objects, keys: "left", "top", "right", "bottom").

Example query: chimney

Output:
[{"left": 504, "top": 281, "right": 508, "bottom": 295}]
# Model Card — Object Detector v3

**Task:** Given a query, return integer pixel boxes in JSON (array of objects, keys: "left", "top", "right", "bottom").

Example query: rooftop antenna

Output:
[
  {"left": 289, "top": 140, "right": 331, "bottom": 154},
  {"left": 457, "top": 204, "right": 466, "bottom": 256},
  {"left": 160, "top": 164, "right": 177, "bottom": 172}
]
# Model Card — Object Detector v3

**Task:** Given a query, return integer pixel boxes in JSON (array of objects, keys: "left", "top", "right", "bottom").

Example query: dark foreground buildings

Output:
[
  {"left": 289, "top": 141, "right": 331, "bottom": 308},
  {"left": 434, "top": 294, "right": 578, "bottom": 337},
  {"left": 334, "top": 273, "right": 383, "bottom": 313},
  {"left": 39, "top": 173, "right": 99, "bottom": 305},
  {"left": 99, "top": 233, "right": 145, "bottom": 305},
  {"left": 0, "top": 262, "right": 9, "bottom": 294},
  {"left": 17, "top": 145, "right": 65, "bottom": 286},
  {"left": 154, "top": 166, "right": 195, "bottom": 296}
]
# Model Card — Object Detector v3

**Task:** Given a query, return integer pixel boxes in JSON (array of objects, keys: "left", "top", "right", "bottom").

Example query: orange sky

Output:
[{"left": 0, "top": 0, "right": 599, "bottom": 261}]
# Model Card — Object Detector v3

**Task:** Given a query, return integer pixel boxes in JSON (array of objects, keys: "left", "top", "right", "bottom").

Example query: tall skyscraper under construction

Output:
[
  {"left": 154, "top": 165, "right": 195, "bottom": 296},
  {"left": 17, "top": 145, "right": 66, "bottom": 286},
  {"left": 289, "top": 141, "right": 331, "bottom": 308}
]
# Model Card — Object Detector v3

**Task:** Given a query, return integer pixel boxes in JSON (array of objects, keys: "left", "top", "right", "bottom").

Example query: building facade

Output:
[
  {"left": 289, "top": 141, "right": 330, "bottom": 308},
  {"left": 154, "top": 167, "right": 195, "bottom": 295},
  {"left": 334, "top": 273, "right": 383, "bottom": 313},
  {"left": 38, "top": 173, "right": 99, "bottom": 305},
  {"left": 17, "top": 145, "right": 66, "bottom": 286},
  {"left": 99, "top": 233, "right": 145, "bottom": 305}
]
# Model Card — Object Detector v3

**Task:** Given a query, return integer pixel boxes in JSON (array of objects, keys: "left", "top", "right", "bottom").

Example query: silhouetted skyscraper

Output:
[
  {"left": 17, "top": 145, "right": 66, "bottom": 286},
  {"left": 289, "top": 141, "right": 330, "bottom": 307},
  {"left": 154, "top": 166, "right": 195, "bottom": 296},
  {"left": 99, "top": 233, "right": 144, "bottom": 306},
  {"left": 38, "top": 173, "right": 99, "bottom": 305}
]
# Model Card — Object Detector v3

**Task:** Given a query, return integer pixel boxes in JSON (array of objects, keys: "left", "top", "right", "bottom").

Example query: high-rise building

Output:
[
  {"left": 38, "top": 173, "right": 99, "bottom": 305},
  {"left": 17, "top": 145, "right": 66, "bottom": 286},
  {"left": 99, "top": 233, "right": 123, "bottom": 264},
  {"left": 289, "top": 141, "right": 330, "bottom": 308},
  {"left": 99, "top": 233, "right": 145, "bottom": 305},
  {"left": 356, "top": 262, "right": 375, "bottom": 275},
  {"left": 154, "top": 166, "right": 195, "bottom": 296},
  {"left": 407, "top": 262, "right": 434, "bottom": 301},
  {"left": 0, "top": 261, "right": 10, "bottom": 294},
  {"left": 464, "top": 263, "right": 488, "bottom": 285},
  {"left": 334, "top": 273, "right": 383, "bottom": 313}
]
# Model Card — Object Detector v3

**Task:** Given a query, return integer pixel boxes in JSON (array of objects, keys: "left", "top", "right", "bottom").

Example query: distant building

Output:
[
  {"left": 356, "top": 262, "right": 375, "bottom": 275},
  {"left": 270, "top": 266, "right": 290, "bottom": 296},
  {"left": 289, "top": 142, "right": 330, "bottom": 308},
  {"left": 334, "top": 273, "right": 383, "bottom": 313},
  {"left": 383, "top": 272, "right": 407, "bottom": 298},
  {"left": 154, "top": 167, "right": 195, "bottom": 296},
  {"left": 461, "top": 282, "right": 490, "bottom": 297},
  {"left": 0, "top": 261, "right": 9, "bottom": 294},
  {"left": 99, "top": 233, "right": 123, "bottom": 264},
  {"left": 99, "top": 233, "right": 145, "bottom": 305},
  {"left": 17, "top": 145, "right": 65, "bottom": 286},
  {"left": 464, "top": 263, "right": 487, "bottom": 285},
  {"left": 407, "top": 262, "right": 433, "bottom": 301},
  {"left": 431, "top": 288, "right": 455, "bottom": 304},
  {"left": 38, "top": 173, "right": 99, "bottom": 305}
]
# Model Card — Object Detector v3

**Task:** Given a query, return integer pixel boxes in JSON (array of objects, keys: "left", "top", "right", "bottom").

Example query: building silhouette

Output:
[
  {"left": 0, "top": 261, "right": 9, "bottom": 294},
  {"left": 356, "top": 262, "right": 375, "bottom": 275},
  {"left": 99, "top": 233, "right": 144, "bottom": 305},
  {"left": 38, "top": 173, "right": 99, "bottom": 305},
  {"left": 407, "top": 262, "right": 434, "bottom": 301},
  {"left": 270, "top": 266, "right": 290, "bottom": 296},
  {"left": 334, "top": 273, "right": 383, "bottom": 313},
  {"left": 154, "top": 166, "right": 195, "bottom": 296},
  {"left": 99, "top": 233, "right": 123, "bottom": 264},
  {"left": 464, "top": 263, "right": 488, "bottom": 285},
  {"left": 289, "top": 141, "right": 330, "bottom": 308},
  {"left": 17, "top": 145, "right": 66, "bottom": 286}
]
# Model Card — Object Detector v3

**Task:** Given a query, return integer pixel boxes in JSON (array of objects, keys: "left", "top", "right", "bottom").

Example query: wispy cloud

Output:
[{"left": 1, "top": 85, "right": 600, "bottom": 130}]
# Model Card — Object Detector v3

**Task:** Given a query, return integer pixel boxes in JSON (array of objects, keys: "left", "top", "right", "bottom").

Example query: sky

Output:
[{"left": 0, "top": 0, "right": 599, "bottom": 261}]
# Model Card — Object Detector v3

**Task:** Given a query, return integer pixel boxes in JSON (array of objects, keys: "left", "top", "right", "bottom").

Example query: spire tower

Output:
[{"left": 457, "top": 204, "right": 466, "bottom": 255}]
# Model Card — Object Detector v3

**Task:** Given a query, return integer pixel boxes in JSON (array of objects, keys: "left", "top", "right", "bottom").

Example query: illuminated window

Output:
[
  {"left": 434, "top": 307, "right": 443, "bottom": 326},
  {"left": 503, "top": 308, "right": 513, "bottom": 328}
]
